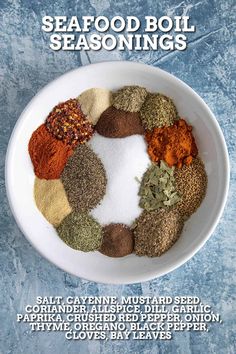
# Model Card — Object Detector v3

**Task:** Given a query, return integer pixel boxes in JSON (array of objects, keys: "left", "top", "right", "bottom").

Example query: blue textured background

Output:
[{"left": 0, "top": 0, "right": 235, "bottom": 353}]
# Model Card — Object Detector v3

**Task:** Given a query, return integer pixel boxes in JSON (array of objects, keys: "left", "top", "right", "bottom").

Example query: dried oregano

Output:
[
  {"left": 140, "top": 93, "right": 178, "bottom": 130},
  {"left": 112, "top": 86, "right": 147, "bottom": 112},
  {"left": 57, "top": 212, "right": 102, "bottom": 252},
  {"left": 137, "top": 161, "right": 181, "bottom": 211}
]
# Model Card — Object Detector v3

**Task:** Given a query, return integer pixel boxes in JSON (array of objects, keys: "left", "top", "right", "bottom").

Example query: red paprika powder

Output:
[{"left": 28, "top": 124, "right": 73, "bottom": 179}]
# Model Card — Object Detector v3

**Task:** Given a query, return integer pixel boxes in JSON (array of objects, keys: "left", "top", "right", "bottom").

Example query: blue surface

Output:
[{"left": 0, "top": 0, "right": 236, "bottom": 353}]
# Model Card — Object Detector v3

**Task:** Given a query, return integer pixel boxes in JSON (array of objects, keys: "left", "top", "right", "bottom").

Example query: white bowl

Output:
[{"left": 5, "top": 61, "right": 230, "bottom": 284}]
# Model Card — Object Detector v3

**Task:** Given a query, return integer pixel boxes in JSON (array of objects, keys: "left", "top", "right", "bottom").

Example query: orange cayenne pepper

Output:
[{"left": 145, "top": 119, "right": 198, "bottom": 168}]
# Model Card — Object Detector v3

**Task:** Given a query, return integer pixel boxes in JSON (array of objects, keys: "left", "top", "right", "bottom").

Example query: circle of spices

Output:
[
  {"left": 133, "top": 209, "right": 184, "bottom": 257},
  {"left": 140, "top": 93, "right": 178, "bottom": 130},
  {"left": 174, "top": 157, "right": 207, "bottom": 218},
  {"left": 45, "top": 98, "right": 94, "bottom": 148},
  {"left": 29, "top": 85, "right": 208, "bottom": 259},
  {"left": 61, "top": 144, "right": 107, "bottom": 212},
  {"left": 57, "top": 212, "right": 102, "bottom": 252}
]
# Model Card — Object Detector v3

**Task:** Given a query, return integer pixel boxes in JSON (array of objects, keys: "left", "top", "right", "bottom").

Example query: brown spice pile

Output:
[
  {"left": 174, "top": 157, "right": 207, "bottom": 218},
  {"left": 46, "top": 99, "right": 94, "bottom": 147},
  {"left": 61, "top": 144, "right": 107, "bottom": 212},
  {"left": 100, "top": 224, "right": 134, "bottom": 258},
  {"left": 133, "top": 209, "right": 184, "bottom": 257},
  {"left": 96, "top": 106, "right": 144, "bottom": 138},
  {"left": 28, "top": 124, "right": 73, "bottom": 179},
  {"left": 146, "top": 119, "right": 198, "bottom": 168}
]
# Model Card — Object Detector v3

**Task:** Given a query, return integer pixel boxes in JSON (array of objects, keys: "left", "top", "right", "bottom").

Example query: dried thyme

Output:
[
  {"left": 137, "top": 161, "right": 180, "bottom": 211},
  {"left": 140, "top": 93, "right": 178, "bottom": 130},
  {"left": 112, "top": 86, "right": 147, "bottom": 112},
  {"left": 56, "top": 212, "right": 102, "bottom": 252}
]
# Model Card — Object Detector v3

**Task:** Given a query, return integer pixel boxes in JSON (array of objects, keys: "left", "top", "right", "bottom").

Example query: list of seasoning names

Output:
[{"left": 16, "top": 296, "right": 222, "bottom": 340}]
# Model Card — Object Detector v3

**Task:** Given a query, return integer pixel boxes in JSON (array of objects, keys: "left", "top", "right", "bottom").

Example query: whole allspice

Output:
[{"left": 133, "top": 209, "right": 184, "bottom": 257}]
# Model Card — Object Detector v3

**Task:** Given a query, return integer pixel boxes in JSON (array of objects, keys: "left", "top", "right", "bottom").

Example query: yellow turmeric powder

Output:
[{"left": 145, "top": 119, "right": 198, "bottom": 168}]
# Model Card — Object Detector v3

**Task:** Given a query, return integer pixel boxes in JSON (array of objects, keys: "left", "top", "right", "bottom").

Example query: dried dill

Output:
[{"left": 137, "top": 161, "right": 180, "bottom": 211}]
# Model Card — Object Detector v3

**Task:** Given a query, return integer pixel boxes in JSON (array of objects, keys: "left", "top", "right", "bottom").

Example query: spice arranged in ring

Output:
[
  {"left": 46, "top": 98, "right": 94, "bottom": 148},
  {"left": 145, "top": 118, "right": 198, "bottom": 168},
  {"left": 28, "top": 84, "right": 208, "bottom": 258},
  {"left": 140, "top": 93, "right": 177, "bottom": 130},
  {"left": 138, "top": 161, "right": 180, "bottom": 211}
]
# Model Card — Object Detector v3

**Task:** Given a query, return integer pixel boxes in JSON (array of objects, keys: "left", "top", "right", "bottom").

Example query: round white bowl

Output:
[{"left": 5, "top": 61, "right": 230, "bottom": 284}]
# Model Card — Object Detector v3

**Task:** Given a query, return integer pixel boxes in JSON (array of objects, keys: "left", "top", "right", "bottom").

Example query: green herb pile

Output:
[
  {"left": 140, "top": 93, "right": 177, "bottom": 130},
  {"left": 112, "top": 85, "right": 147, "bottom": 112},
  {"left": 57, "top": 212, "right": 102, "bottom": 252}
]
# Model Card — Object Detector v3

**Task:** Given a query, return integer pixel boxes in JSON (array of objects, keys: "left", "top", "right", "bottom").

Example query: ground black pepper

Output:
[{"left": 61, "top": 144, "right": 107, "bottom": 212}]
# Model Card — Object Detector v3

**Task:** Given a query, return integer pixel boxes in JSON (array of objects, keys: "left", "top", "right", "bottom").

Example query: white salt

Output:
[{"left": 89, "top": 133, "right": 150, "bottom": 226}]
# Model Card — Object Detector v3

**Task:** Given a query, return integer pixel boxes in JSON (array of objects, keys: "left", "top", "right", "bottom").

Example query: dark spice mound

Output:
[
  {"left": 46, "top": 98, "right": 94, "bottom": 148},
  {"left": 100, "top": 224, "right": 134, "bottom": 257},
  {"left": 61, "top": 144, "right": 107, "bottom": 212},
  {"left": 95, "top": 106, "right": 144, "bottom": 138},
  {"left": 133, "top": 209, "right": 184, "bottom": 257}
]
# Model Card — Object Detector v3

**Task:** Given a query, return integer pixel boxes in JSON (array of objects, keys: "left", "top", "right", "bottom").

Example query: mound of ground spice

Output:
[
  {"left": 57, "top": 212, "right": 102, "bottom": 252},
  {"left": 113, "top": 86, "right": 147, "bottom": 113},
  {"left": 140, "top": 93, "right": 177, "bottom": 130},
  {"left": 34, "top": 177, "right": 72, "bottom": 226},
  {"left": 78, "top": 88, "right": 112, "bottom": 125},
  {"left": 100, "top": 224, "right": 134, "bottom": 258},
  {"left": 28, "top": 124, "right": 73, "bottom": 179},
  {"left": 61, "top": 144, "right": 107, "bottom": 212},
  {"left": 45, "top": 98, "right": 94, "bottom": 148},
  {"left": 133, "top": 209, "right": 184, "bottom": 257},
  {"left": 174, "top": 157, "right": 207, "bottom": 218},
  {"left": 146, "top": 119, "right": 198, "bottom": 168},
  {"left": 95, "top": 106, "right": 144, "bottom": 138}
]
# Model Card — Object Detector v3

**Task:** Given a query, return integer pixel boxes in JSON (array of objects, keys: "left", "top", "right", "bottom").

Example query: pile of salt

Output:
[{"left": 89, "top": 133, "right": 150, "bottom": 226}]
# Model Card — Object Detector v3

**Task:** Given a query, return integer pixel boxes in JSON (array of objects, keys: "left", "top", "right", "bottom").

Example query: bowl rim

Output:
[{"left": 5, "top": 61, "right": 230, "bottom": 284}]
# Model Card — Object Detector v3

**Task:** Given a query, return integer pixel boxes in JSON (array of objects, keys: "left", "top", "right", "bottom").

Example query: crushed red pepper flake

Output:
[{"left": 45, "top": 99, "right": 94, "bottom": 148}]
